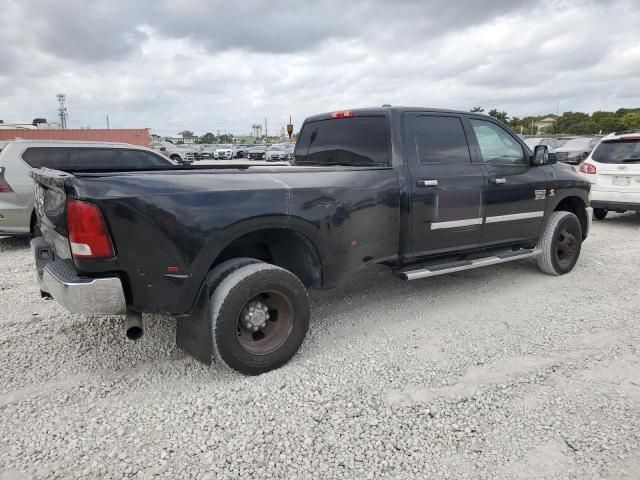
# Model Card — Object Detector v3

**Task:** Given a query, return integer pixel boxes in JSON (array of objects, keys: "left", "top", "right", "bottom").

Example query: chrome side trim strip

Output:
[
  {"left": 430, "top": 218, "right": 483, "bottom": 230},
  {"left": 485, "top": 211, "right": 544, "bottom": 224}
]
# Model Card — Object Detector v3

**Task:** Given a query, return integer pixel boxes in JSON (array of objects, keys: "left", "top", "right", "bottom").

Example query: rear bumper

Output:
[{"left": 31, "top": 238, "right": 126, "bottom": 315}]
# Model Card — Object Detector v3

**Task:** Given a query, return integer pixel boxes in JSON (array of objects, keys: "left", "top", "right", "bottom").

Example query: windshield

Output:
[
  {"left": 592, "top": 139, "right": 640, "bottom": 164},
  {"left": 561, "top": 138, "right": 594, "bottom": 149}
]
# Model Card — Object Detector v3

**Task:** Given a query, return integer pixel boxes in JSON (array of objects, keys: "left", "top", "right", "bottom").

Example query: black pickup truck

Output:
[{"left": 31, "top": 107, "right": 592, "bottom": 374}]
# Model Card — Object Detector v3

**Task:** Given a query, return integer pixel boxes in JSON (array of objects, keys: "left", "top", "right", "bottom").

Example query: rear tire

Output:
[
  {"left": 210, "top": 262, "right": 310, "bottom": 375},
  {"left": 537, "top": 211, "right": 582, "bottom": 276},
  {"left": 593, "top": 208, "right": 607, "bottom": 220}
]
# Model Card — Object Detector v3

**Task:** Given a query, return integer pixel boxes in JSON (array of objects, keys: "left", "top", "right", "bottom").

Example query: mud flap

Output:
[{"left": 175, "top": 286, "right": 212, "bottom": 365}]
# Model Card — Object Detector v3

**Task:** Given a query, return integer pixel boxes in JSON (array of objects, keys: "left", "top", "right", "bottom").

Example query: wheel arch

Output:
[
  {"left": 551, "top": 195, "right": 588, "bottom": 239},
  {"left": 206, "top": 219, "right": 326, "bottom": 289}
]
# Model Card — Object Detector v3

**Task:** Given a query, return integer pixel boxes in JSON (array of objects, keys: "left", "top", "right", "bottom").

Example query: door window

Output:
[
  {"left": 470, "top": 119, "right": 526, "bottom": 166},
  {"left": 22, "top": 147, "right": 71, "bottom": 168},
  {"left": 118, "top": 149, "right": 171, "bottom": 168},
  {"left": 70, "top": 148, "right": 121, "bottom": 169},
  {"left": 414, "top": 116, "right": 471, "bottom": 164}
]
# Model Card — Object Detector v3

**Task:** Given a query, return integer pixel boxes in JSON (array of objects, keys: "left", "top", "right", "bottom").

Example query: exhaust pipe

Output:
[{"left": 125, "top": 311, "right": 143, "bottom": 340}]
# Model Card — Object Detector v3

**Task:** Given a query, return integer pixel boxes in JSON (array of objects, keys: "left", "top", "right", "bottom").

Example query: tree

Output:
[
  {"left": 470, "top": 106, "right": 484, "bottom": 113},
  {"left": 488, "top": 109, "right": 508, "bottom": 123},
  {"left": 178, "top": 130, "right": 194, "bottom": 139},
  {"left": 197, "top": 132, "right": 215, "bottom": 144},
  {"left": 218, "top": 134, "right": 234, "bottom": 144},
  {"left": 620, "top": 112, "right": 640, "bottom": 130}
]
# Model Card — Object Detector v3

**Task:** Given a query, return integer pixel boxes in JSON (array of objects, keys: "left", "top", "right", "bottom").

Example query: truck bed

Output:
[{"left": 31, "top": 165, "right": 401, "bottom": 315}]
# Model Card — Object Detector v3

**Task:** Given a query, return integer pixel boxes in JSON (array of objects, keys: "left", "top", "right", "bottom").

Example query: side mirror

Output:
[
  {"left": 160, "top": 147, "right": 167, "bottom": 152},
  {"left": 532, "top": 145, "right": 549, "bottom": 166}
]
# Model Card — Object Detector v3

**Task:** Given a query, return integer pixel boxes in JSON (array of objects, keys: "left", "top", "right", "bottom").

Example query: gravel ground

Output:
[{"left": 1, "top": 214, "right": 639, "bottom": 479}]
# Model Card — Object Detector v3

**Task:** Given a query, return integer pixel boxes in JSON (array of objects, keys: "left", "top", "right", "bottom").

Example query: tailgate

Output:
[
  {"left": 31, "top": 168, "right": 74, "bottom": 258},
  {"left": 591, "top": 139, "right": 640, "bottom": 193}
]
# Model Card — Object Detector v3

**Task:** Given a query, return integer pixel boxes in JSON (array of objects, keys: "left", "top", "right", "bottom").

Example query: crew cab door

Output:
[
  {"left": 466, "top": 117, "right": 549, "bottom": 244},
  {"left": 405, "top": 113, "right": 485, "bottom": 256}
]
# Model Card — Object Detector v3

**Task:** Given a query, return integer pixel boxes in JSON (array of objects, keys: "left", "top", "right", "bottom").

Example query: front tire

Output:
[
  {"left": 537, "top": 211, "right": 582, "bottom": 276},
  {"left": 210, "top": 262, "right": 310, "bottom": 375},
  {"left": 593, "top": 208, "right": 607, "bottom": 220}
]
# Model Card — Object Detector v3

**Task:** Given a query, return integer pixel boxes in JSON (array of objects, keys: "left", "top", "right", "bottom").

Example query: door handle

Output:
[
  {"left": 416, "top": 179, "right": 438, "bottom": 187},
  {"left": 490, "top": 177, "right": 507, "bottom": 184}
]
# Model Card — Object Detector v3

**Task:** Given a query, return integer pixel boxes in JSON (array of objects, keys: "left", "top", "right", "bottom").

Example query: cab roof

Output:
[{"left": 303, "top": 106, "right": 489, "bottom": 123}]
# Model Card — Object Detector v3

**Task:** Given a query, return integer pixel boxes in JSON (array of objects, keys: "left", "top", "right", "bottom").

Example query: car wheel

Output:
[
  {"left": 537, "top": 211, "right": 582, "bottom": 276},
  {"left": 593, "top": 208, "right": 607, "bottom": 220},
  {"left": 170, "top": 155, "right": 182, "bottom": 164},
  {"left": 210, "top": 262, "right": 310, "bottom": 375},
  {"left": 30, "top": 211, "right": 42, "bottom": 238}
]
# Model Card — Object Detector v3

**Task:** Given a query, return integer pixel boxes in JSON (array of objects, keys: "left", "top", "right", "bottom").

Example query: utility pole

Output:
[
  {"left": 106, "top": 115, "right": 110, "bottom": 129},
  {"left": 56, "top": 94, "right": 68, "bottom": 129},
  {"left": 265, "top": 117, "right": 268, "bottom": 139}
]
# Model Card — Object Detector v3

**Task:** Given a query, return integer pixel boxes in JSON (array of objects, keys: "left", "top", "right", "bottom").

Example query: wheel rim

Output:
[
  {"left": 236, "top": 289, "right": 294, "bottom": 355},
  {"left": 555, "top": 226, "right": 578, "bottom": 266}
]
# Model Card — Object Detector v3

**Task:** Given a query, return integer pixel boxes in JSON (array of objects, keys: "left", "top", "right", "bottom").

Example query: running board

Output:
[{"left": 397, "top": 249, "right": 542, "bottom": 281}]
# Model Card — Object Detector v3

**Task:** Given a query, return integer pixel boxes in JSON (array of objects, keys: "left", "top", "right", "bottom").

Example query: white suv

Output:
[
  {"left": 578, "top": 130, "right": 640, "bottom": 220},
  {"left": 0, "top": 140, "right": 174, "bottom": 236}
]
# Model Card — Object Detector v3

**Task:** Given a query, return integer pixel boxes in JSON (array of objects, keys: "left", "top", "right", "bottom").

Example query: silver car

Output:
[{"left": 0, "top": 140, "right": 174, "bottom": 236}]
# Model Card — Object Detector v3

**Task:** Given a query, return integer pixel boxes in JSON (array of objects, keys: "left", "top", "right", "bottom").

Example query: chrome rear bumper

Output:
[{"left": 32, "top": 238, "right": 126, "bottom": 315}]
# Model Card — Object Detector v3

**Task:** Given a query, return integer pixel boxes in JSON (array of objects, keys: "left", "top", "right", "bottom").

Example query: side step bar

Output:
[{"left": 397, "top": 248, "right": 541, "bottom": 281}]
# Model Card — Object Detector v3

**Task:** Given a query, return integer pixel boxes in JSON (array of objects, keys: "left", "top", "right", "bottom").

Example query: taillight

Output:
[
  {"left": 0, "top": 167, "right": 13, "bottom": 193},
  {"left": 331, "top": 110, "right": 353, "bottom": 119},
  {"left": 67, "top": 199, "right": 115, "bottom": 259},
  {"left": 579, "top": 162, "right": 597, "bottom": 174}
]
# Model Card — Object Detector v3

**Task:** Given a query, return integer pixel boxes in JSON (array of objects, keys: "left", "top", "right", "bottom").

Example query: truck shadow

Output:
[{"left": 596, "top": 211, "right": 640, "bottom": 227}]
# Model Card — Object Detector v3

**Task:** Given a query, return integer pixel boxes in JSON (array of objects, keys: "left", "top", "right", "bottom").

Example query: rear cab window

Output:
[
  {"left": 592, "top": 139, "right": 640, "bottom": 164},
  {"left": 294, "top": 116, "right": 390, "bottom": 166}
]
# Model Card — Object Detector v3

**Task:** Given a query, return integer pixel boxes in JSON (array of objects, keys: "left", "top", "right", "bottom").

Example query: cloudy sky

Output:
[{"left": 1, "top": 0, "right": 639, "bottom": 136}]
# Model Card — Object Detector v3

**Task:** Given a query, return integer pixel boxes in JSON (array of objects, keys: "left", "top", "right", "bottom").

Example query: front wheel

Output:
[
  {"left": 210, "top": 262, "right": 310, "bottom": 375},
  {"left": 593, "top": 208, "right": 607, "bottom": 220},
  {"left": 537, "top": 211, "right": 582, "bottom": 276}
]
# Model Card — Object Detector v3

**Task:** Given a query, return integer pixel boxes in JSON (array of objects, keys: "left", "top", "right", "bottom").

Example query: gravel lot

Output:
[{"left": 1, "top": 214, "right": 639, "bottom": 479}]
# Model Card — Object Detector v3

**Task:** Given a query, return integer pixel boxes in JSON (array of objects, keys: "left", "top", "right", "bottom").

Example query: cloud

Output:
[{"left": 1, "top": 0, "right": 639, "bottom": 134}]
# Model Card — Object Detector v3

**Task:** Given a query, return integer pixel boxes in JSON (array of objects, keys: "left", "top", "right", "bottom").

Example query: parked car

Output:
[
  {"left": 198, "top": 145, "right": 215, "bottom": 160},
  {"left": 30, "top": 107, "right": 591, "bottom": 375},
  {"left": 523, "top": 137, "right": 560, "bottom": 150},
  {"left": 246, "top": 145, "right": 267, "bottom": 160},
  {"left": 151, "top": 142, "right": 195, "bottom": 164},
  {"left": 0, "top": 140, "right": 174, "bottom": 236},
  {"left": 578, "top": 130, "right": 640, "bottom": 219},
  {"left": 214, "top": 145, "right": 235, "bottom": 160},
  {"left": 554, "top": 137, "right": 600, "bottom": 165},
  {"left": 177, "top": 144, "right": 201, "bottom": 161},
  {"left": 235, "top": 145, "right": 249, "bottom": 158},
  {"left": 265, "top": 144, "right": 290, "bottom": 161}
]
